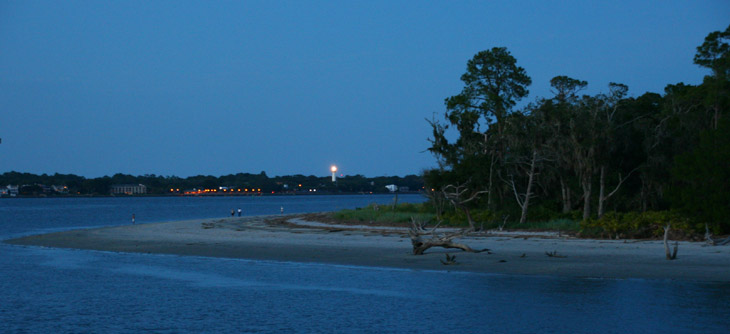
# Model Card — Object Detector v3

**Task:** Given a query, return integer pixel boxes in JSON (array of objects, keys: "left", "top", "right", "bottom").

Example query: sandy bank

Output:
[{"left": 6, "top": 214, "right": 730, "bottom": 281}]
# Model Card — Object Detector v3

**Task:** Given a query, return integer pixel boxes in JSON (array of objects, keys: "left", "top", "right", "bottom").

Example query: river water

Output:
[{"left": 1, "top": 195, "right": 728, "bottom": 333}]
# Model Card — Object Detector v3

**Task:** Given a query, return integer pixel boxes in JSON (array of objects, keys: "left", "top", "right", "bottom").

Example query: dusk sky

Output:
[{"left": 1, "top": 1, "right": 728, "bottom": 178}]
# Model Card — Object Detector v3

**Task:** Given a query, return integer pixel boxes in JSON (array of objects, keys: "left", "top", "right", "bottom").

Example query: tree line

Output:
[
  {"left": 0, "top": 171, "right": 423, "bottom": 196},
  {"left": 425, "top": 25, "right": 730, "bottom": 234}
]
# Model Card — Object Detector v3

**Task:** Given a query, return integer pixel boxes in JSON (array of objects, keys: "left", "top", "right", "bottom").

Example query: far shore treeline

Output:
[
  {"left": 0, "top": 171, "right": 423, "bottom": 196},
  {"left": 422, "top": 25, "right": 730, "bottom": 235}
]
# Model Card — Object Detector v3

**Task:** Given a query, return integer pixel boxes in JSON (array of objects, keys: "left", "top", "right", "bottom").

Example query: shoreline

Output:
[
  {"left": 0, "top": 192, "right": 423, "bottom": 199},
  {"left": 5, "top": 214, "right": 730, "bottom": 282}
]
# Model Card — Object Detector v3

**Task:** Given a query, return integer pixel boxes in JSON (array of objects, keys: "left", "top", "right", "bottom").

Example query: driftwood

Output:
[
  {"left": 408, "top": 218, "right": 488, "bottom": 255},
  {"left": 545, "top": 250, "right": 566, "bottom": 258},
  {"left": 440, "top": 254, "right": 458, "bottom": 265},
  {"left": 705, "top": 224, "right": 730, "bottom": 246},
  {"left": 664, "top": 224, "right": 678, "bottom": 260}
]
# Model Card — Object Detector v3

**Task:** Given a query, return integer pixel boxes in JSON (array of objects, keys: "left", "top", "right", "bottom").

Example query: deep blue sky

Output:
[{"left": 1, "top": 1, "right": 727, "bottom": 178}]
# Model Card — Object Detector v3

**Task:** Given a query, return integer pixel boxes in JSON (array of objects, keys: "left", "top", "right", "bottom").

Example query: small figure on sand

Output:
[
  {"left": 237, "top": 208, "right": 242, "bottom": 217},
  {"left": 280, "top": 206, "right": 284, "bottom": 214},
  {"left": 230, "top": 209, "right": 235, "bottom": 217},
  {"left": 132, "top": 214, "right": 135, "bottom": 225}
]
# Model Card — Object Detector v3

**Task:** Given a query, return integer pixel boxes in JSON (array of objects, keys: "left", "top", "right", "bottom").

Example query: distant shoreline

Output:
[
  {"left": 0, "top": 192, "right": 422, "bottom": 199},
  {"left": 6, "top": 214, "right": 730, "bottom": 282}
]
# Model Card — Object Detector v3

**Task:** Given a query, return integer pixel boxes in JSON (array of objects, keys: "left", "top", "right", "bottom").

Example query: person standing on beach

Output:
[
  {"left": 132, "top": 214, "right": 135, "bottom": 225},
  {"left": 230, "top": 209, "right": 235, "bottom": 217},
  {"left": 237, "top": 208, "right": 242, "bottom": 216}
]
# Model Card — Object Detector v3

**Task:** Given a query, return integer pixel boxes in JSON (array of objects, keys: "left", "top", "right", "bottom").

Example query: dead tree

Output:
[
  {"left": 505, "top": 150, "right": 540, "bottom": 224},
  {"left": 597, "top": 166, "right": 638, "bottom": 218},
  {"left": 408, "top": 218, "right": 487, "bottom": 255},
  {"left": 442, "top": 182, "right": 488, "bottom": 231},
  {"left": 663, "top": 224, "right": 678, "bottom": 260}
]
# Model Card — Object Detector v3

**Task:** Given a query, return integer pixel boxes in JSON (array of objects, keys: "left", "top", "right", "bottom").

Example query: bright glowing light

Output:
[{"left": 331, "top": 165, "right": 338, "bottom": 182}]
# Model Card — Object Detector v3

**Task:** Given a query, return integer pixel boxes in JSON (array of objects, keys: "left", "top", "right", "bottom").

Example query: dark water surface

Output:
[{"left": 1, "top": 196, "right": 729, "bottom": 333}]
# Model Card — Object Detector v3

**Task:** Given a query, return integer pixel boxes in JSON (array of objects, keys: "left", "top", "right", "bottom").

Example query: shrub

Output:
[
  {"left": 331, "top": 202, "right": 436, "bottom": 225},
  {"left": 581, "top": 211, "right": 694, "bottom": 239}
]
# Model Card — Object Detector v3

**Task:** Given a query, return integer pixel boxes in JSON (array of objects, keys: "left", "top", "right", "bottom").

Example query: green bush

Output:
[
  {"left": 505, "top": 219, "right": 581, "bottom": 232},
  {"left": 331, "top": 202, "right": 436, "bottom": 225},
  {"left": 581, "top": 211, "right": 694, "bottom": 239},
  {"left": 439, "top": 208, "right": 497, "bottom": 227},
  {"left": 525, "top": 203, "right": 564, "bottom": 222}
]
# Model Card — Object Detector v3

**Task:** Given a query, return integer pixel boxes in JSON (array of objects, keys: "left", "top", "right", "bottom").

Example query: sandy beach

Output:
[{"left": 6, "top": 214, "right": 730, "bottom": 281}]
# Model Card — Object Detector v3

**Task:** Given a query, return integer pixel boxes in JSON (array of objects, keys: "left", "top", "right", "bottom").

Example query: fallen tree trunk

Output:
[{"left": 408, "top": 218, "right": 488, "bottom": 255}]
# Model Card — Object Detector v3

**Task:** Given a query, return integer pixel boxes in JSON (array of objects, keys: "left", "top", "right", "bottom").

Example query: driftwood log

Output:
[
  {"left": 408, "top": 218, "right": 488, "bottom": 255},
  {"left": 705, "top": 224, "right": 730, "bottom": 246}
]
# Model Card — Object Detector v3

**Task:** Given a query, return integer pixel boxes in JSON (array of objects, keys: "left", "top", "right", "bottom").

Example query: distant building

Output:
[
  {"left": 39, "top": 184, "right": 52, "bottom": 194},
  {"left": 1, "top": 185, "right": 19, "bottom": 197},
  {"left": 52, "top": 185, "right": 69, "bottom": 194},
  {"left": 385, "top": 184, "right": 398, "bottom": 192},
  {"left": 110, "top": 184, "right": 147, "bottom": 195}
]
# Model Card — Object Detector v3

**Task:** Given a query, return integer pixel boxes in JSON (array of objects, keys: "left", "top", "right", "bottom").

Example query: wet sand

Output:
[{"left": 5, "top": 214, "right": 730, "bottom": 281}]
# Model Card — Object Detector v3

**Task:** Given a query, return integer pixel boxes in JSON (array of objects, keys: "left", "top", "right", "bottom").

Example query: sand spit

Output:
[{"left": 6, "top": 214, "right": 730, "bottom": 281}]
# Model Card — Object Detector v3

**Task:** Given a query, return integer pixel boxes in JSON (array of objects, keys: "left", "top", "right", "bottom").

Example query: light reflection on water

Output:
[{"left": 2, "top": 196, "right": 729, "bottom": 333}]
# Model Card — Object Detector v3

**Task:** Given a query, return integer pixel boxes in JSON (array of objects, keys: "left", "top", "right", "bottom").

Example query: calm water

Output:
[{"left": 1, "top": 196, "right": 729, "bottom": 333}]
